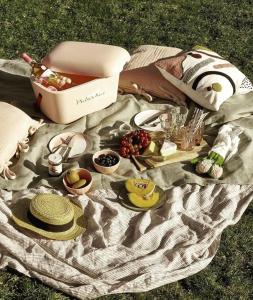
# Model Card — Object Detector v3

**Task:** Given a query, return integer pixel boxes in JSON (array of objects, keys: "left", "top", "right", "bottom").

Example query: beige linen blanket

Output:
[
  {"left": 0, "top": 59, "right": 253, "bottom": 299},
  {"left": 0, "top": 184, "right": 252, "bottom": 299}
]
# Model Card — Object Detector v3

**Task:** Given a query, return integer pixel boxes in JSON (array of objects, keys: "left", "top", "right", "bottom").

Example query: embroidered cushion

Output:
[
  {"left": 0, "top": 102, "right": 43, "bottom": 179},
  {"left": 155, "top": 45, "right": 253, "bottom": 111},
  {"left": 118, "top": 45, "right": 187, "bottom": 105}
]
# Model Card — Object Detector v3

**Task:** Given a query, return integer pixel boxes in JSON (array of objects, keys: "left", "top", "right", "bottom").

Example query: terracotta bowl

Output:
[
  {"left": 92, "top": 149, "right": 120, "bottom": 175},
  {"left": 63, "top": 168, "right": 92, "bottom": 195}
]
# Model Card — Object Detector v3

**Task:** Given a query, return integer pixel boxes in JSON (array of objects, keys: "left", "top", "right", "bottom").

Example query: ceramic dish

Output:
[
  {"left": 63, "top": 168, "right": 92, "bottom": 195},
  {"left": 120, "top": 185, "right": 166, "bottom": 212},
  {"left": 92, "top": 149, "right": 121, "bottom": 175},
  {"left": 48, "top": 131, "right": 87, "bottom": 159},
  {"left": 134, "top": 110, "right": 163, "bottom": 132}
]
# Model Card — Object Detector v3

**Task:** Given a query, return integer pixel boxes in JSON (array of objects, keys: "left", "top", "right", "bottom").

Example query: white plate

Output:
[
  {"left": 48, "top": 132, "right": 87, "bottom": 159},
  {"left": 134, "top": 110, "right": 163, "bottom": 132}
]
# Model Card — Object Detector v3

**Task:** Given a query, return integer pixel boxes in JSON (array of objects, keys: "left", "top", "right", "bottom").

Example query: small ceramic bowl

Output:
[
  {"left": 92, "top": 149, "right": 121, "bottom": 175},
  {"left": 63, "top": 168, "right": 92, "bottom": 195}
]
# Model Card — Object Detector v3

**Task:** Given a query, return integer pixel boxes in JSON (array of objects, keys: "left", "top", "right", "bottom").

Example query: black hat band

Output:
[{"left": 27, "top": 210, "right": 74, "bottom": 232}]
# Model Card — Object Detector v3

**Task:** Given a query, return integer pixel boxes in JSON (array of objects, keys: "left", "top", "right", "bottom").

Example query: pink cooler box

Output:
[{"left": 31, "top": 42, "right": 130, "bottom": 124}]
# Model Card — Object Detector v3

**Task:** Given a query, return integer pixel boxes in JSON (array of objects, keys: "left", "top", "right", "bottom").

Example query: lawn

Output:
[{"left": 0, "top": 0, "right": 253, "bottom": 299}]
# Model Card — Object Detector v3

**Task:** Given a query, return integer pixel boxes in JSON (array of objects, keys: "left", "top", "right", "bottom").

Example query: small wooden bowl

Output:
[
  {"left": 63, "top": 168, "right": 92, "bottom": 195},
  {"left": 92, "top": 149, "right": 120, "bottom": 175}
]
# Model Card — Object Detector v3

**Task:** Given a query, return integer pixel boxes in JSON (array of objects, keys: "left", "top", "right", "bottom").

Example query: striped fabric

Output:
[{"left": 0, "top": 184, "right": 252, "bottom": 299}]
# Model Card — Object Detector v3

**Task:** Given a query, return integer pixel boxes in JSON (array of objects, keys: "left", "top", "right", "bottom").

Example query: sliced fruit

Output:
[
  {"left": 128, "top": 192, "right": 159, "bottom": 208},
  {"left": 125, "top": 178, "right": 155, "bottom": 196},
  {"left": 65, "top": 169, "right": 80, "bottom": 185},
  {"left": 72, "top": 179, "right": 87, "bottom": 189}
]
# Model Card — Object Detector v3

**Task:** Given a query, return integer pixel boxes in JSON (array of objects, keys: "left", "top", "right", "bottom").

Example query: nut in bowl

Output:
[
  {"left": 63, "top": 168, "right": 92, "bottom": 195},
  {"left": 92, "top": 149, "right": 120, "bottom": 175}
]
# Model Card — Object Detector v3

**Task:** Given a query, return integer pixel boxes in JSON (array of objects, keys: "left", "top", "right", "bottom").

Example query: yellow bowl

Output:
[
  {"left": 92, "top": 149, "right": 120, "bottom": 175},
  {"left": 63, "top": 168, "right": 92, "bottom": 195}
]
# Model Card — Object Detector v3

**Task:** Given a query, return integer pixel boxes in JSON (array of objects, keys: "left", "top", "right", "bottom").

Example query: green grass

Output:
[{"left": 0, "top": 0, "right": 253, "bottom": 299}]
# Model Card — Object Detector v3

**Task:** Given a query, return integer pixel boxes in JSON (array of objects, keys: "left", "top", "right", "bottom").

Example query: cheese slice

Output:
[
  {"left": 160, "top": 140, "right": 177, "bottom": 156},
  {"left": 143, "top": 141, "right": 159, "bottom": 156}
]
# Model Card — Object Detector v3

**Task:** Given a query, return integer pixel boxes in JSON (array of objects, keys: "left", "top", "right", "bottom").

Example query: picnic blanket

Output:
[
  {"left": 0, "top": 184, "right": 252, "bottom": 299},
  {"left": 0, "top": 59, "right": 253, "bottom": 299}
]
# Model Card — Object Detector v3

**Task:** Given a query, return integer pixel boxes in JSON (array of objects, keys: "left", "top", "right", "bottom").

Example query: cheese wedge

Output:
[
  {"left": 160, "top": 140, "right": 177, "bottom": 156},
  {"left": 143, "top": 141, "right": 159, "bottom": 156}
]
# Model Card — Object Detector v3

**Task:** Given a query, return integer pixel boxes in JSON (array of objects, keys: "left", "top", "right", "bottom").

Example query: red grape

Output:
[{"left": 119, "top": 129, "right": 151, "bottom": 158}]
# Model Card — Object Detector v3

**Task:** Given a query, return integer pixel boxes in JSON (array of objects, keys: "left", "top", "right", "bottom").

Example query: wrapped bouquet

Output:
[{"left": 193, "top": 124, "right": 243, "bottom": 179}]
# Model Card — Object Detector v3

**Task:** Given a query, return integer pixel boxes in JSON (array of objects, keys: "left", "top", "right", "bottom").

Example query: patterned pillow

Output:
[
  {"left": 155, "top": 45, "right": 253, "bottom": 111},
  {"left": 118, "top": 45, "right": 187, "bottom": 106}
]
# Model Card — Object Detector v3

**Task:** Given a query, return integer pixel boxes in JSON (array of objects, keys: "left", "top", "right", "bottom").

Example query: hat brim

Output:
[{"left": 12, "top": 197, "right": 85, "bottom": 241}]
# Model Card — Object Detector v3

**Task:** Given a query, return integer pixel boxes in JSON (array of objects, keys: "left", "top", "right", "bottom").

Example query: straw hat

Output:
[{"left": 12, "top": 194, "right": 85, "bottom": 240}]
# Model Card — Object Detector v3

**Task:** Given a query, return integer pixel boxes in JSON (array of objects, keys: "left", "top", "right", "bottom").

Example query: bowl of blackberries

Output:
[{"left": 92, "top": 149, "right": 121, "bottom": 175}]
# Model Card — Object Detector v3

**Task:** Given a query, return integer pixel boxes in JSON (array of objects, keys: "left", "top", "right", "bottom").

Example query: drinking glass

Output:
[
  {"left": 175, "top": 113, "right": 205, "bottom": 151},
  {"left": 170, "top": 106, "right": 188, "bottom": 140},
  {"left": 193, "top": 122, "right": 204, "bottom": 146},
  {"left": 177, "top": 126, "right": 195, "bottom": 151},
  {"left": 159, "top": 112, "right": 173, "bottom": 140}
]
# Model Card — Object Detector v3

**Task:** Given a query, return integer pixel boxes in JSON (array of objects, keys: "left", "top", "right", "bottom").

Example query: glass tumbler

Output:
[
  {"left": 170, "top": 106, "right": 188, "bottom": 141},
  {"left": 193, "top": 123, "right": 204, "bottom": 146},
  {"left": 159, "top": 112, "right": 173, "bottom": 141},
  {"left": 178, "top": 126, "right": 195, "bottom": 151}
]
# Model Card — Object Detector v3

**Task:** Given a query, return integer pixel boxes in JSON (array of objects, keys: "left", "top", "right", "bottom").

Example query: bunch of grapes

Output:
[{"left": 119, "top": 130, "right": 151, "bottom": 158}]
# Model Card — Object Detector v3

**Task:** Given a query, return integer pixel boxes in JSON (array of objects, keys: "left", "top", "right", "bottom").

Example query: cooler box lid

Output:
[{"left": 42, "top": 41, "right": 130, "bottom": 78}]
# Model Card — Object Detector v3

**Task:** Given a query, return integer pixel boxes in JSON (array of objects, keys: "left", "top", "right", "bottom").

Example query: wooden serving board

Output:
[{"left": 143, "top": 140, "right": 209, "bottom": 168}]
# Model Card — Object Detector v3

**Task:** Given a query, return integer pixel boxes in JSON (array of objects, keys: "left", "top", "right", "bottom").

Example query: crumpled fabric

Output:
[{"left": 0, "top": 183, "right": 252, "bottom": 299}]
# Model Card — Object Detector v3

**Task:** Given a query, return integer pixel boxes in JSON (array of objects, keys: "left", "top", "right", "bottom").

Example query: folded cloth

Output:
[
  {"left": 210, "top": 124, "right": 243, "bottom": 162},
  {"left": 195, "top": 124, "right": 244, "bottom": 178}
]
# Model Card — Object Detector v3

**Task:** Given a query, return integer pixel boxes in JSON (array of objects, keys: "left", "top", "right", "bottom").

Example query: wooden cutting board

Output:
[{"left": 143, "top": 140, "right": 209, "bottom": 168}]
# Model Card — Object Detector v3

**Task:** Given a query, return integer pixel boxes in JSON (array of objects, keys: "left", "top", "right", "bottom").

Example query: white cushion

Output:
[
  {"left": 0, "top": 102, "right": 43, "bottom": 179},
  {"left": 156, "top": 45, "right": 253, "bottom": 111}
]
